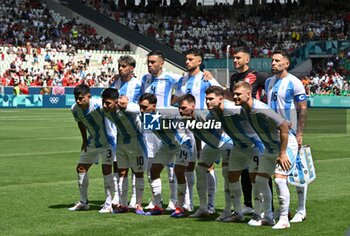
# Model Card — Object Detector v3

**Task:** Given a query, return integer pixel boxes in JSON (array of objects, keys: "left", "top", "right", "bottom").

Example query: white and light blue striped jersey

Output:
[
  {"left": 110, "top": 76, "right": 142, "bottom": 103},
  {"left": 245, "top": 99, "right": 286, "bottom": 151},
  {"left": 191, "top": 110, "right": 232, "bottom": 149},
  {"left": 151, "top": 107, "right": 192, "bottom": 148},
  {"left": 175, "top": 71, "right": 221, "bottom": 109},
  {"left": 104, "top": 102, "right": 147, "bottom": 156},
  {"left": 265, "top": 73, "right": 306, "bottom": 134},
  {"left": 71, "top": 98, "right": 117, "bottom": 149},
  {"left": 212, "top": 100, "right": 263, "bottom": 152},
  {"left": 140, "top": 72, "right": 181, "bottom": 107}
]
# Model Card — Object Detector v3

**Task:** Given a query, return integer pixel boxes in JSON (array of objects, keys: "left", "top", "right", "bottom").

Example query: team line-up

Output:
[{"left": 68, "top": 47, "right": 310, "bottom": 230}]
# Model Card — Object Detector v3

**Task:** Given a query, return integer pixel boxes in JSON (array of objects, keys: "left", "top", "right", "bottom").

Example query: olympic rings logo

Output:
[
  {"left": 49, "top": 97, "right": 60, "bottom": 104},
  {"left": 321, "top": 98, "right": 331, "bottom": 105}
]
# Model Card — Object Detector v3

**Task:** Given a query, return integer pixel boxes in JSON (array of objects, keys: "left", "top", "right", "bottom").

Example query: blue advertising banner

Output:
[
  {"left": 65, "top": 94, "right": 76, "bottom": 107},
  {"left": 308, "top": 96, "right": 350, "bottom": 108},
  {"left": 0, "top": 94, "right": 43, "bottom": 108},
  {"left": 43, "top": 95, "right": 66, "bottom": 108},
  {"left": 1, "top": 94, "right": 350, "bottom": 109}
]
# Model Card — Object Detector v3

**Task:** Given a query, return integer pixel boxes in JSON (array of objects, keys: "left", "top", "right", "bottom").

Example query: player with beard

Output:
[
  {"left": 227, "top": 47, "right": 272, "bottom": 215},
  {"left": 172, "top": 48, "right": 221, "bottom": 213}
]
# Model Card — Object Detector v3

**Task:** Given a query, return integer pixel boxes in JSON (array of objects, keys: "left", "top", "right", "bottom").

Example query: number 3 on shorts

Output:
[
  {"left": 106, "top": 149, "right": 112, "bottom": 159},
  {"left": 253, "top": 156, "right": 259, "bottom": 166}
]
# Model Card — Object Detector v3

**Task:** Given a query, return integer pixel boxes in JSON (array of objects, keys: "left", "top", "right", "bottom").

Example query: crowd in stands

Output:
[
  {"left": 0, "top": 44, "right": 119, "bottom": 94},
  {"left": 0, "top": 0, "right": 130, "bottom": 51},
  {"left": 0, "top": 0, "right": 134, "bottom": 94},
  {"left": 302, "top": 55, "right": 350, "bottom": 96},
  {"left": 86, "top": 0, "right": 350, "bottom": 58}
]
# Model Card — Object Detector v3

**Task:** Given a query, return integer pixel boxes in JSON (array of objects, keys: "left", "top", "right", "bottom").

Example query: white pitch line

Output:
[
  {"left": 0, "top": 136, "right": 80, "bottom": 142},
  {"left": 315, "top": 157, "right": 350, "bottom": 162},
  {"left": 0, "top": 150, "right": 78, "bottom": 158}
]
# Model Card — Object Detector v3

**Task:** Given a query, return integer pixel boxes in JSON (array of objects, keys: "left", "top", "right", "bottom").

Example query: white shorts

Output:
[
  {"left": 144, "top": 132, "right": 161, "bottom": 158},
  {"left": 79, "top": 144, "right": 115, "bottom": 165},
  {"left": 116, "top": 142, "right": 146, "bottom": 173},
  {"left": 153, "top": 143, "right": 193, "bottom": 167},
  {"left": 188, "top": 131, "right": 197, "bottom": 164},
  {"left": 199, "top": 142, "right": 233, "bottom": 166},
  {"left": 228, "top": 145, "right": 259, "bottom": 173},
  {"left": 258, "top": 135, "right": 298, "bottom": 176}
]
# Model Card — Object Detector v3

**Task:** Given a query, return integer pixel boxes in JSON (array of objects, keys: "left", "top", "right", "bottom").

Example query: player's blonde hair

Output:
[{"left": 232, "top": 81, "right": 252, "bottom": 92}]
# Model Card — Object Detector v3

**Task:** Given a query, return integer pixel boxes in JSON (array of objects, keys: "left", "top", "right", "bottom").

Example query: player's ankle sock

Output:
[
  {"left": 207, "top": 169, "right": 217, "bottom": 207},
  {"left": 185, "top": 171, "right": 195, "bottom": 207},
  {"left": 168, "top": 166, "right": 177, "bottom": 202},
  {"left": 135, "top": 177, "right": 144, "bottom": 207},
  {"left": 103, "top": 173, "right": 114, "bottom": 205},
  {"left": 196, "top": 165, "right": 208, "bottom": 210},
  {"left": 177, "top": 183, "right": 186, "bottom": 209},
  {"left": 229, "top": 181, "right": 242, "bottom": 214},
  {"left": 118, "top": 176, "right": 128, "bottom": 207},
  {"left": 112, "top": 172, "right": 120, "bottom": 204},
  {"left": 78, "top": 172, "right": 89, "bottom": 204},
  {"left": 222, "top": 166, "right": 231, "bottom": 213},
  {"left": 151, "top": 178, "right": 162, "bottom": 207},
  {"left": 255, "top": 175, "right": 273, "bottom": 219},
  {"left": 129, "top": 173, "right": 136, "bottom": 204},
  {"left": 296, "top": 185, "right": 307, "bottom": 214},
  {"left": 275, "top": 178, "right": 290, "bottom": 217},
  {"left": 252, "top": 183, "right": 262, "bottom": 215}
]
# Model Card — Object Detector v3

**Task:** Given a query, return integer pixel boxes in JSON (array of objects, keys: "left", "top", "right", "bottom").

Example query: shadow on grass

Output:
[{"left": 48, "top": 200, "right": 104, "bottom": 210}]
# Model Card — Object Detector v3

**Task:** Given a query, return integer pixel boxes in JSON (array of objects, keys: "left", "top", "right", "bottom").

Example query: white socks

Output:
[
  {"left": 296, "top": 185, "right": 307, "bottom": 214},
  {"left": 229, "top": 181, "right": 242, "bottom": 214},
  {"left": 112, "top": 172, "right": 120, "bottom": 205},
  {"left": 222, "top": 166, "right": 231, "bottom": 213},
  {"left": 255, "top": 175, "right": 273, "bottom": 220},
  {"left": 196, "top": 165, "right": 208, "bottom": 210},
  {"left": 252, "top": 183, "right": 262, "bottom": 215},
  {"left": 78, "top": 172, "right": 89, "bottom": 204},
  {"left": 177, "top": 183, "right": 187, "bottom": 209},
  {"left": 118, "top": 176, "right": 129, "bottom": 207},
  {"left": 275, "top": 178, "right": 290, "bottom": 218},
  {"left": 167, "top": 165, "right": 177, "bottom": 202},
  {"left": 150, "top": 178, "right": 162, "bottom": 207},
  {"left": 103, "top": 173, "right": 114, "bottom": 205},
  {"left": 185, "top": 171, "right": 195, "bottom": 208},
  {"left": 207, "top": 169, "right": 217, "bottom": 207},
  {"left": 129, "top": 173, "right": 136, "bottom": 205},
  {"left": 135, "top": 177, "right": 144, "bottom": 206}
]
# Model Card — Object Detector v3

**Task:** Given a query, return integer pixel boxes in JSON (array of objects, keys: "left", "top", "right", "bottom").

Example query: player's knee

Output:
[
  {"left": 228, "top": 171, "right": 241, "bottom": 182},
  {"left": 76, "top": 165, "right": 86, "bottom": 173},
  {"left": 135, "top": 172, "right": 144, "bottom": 178},
  {"left": 255, "top": 175, "right": 269, "bottom": 186}
]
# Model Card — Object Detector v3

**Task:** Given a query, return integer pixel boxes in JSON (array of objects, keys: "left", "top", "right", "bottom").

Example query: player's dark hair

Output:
[
  {"left": 272, "top": 49, "right": 290, "bottom": 61},
  {"left": 205, "top": 86, "right": 224, "bottom": 97},
  {"left": 139, "top": 93, "right": 157, "bottom": 105},
  {"left": 178, "top": 94, "right": 196, "bottom": 105},
  {"left": 233, "top": 46, "right": 251, "bottom": 57},
  {"left": 74, "top": 84, "right": 90, "bottom": 96},
  {"left": 148, "top": 50, "right": 165, "bottom": 61},
  {"left": 102, "top": 88, "right": 119, "bottom": 100},
  {"left": 118, "top": 55, "right": 136, "bottom": 68},
  {"left": 185, "top": 48, "right": 203, "bottom": 61}
]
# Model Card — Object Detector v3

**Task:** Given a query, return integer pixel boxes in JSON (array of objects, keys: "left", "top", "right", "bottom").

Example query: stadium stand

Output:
[
  {"left": 84, "top": 0, "right": 350, "bottom": 58},
  {"left": 0, "top": 0, "right": 151, "bottom": 92}
]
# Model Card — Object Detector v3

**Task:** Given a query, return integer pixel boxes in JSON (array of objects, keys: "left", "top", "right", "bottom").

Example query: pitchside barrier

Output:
[{"left": 1, "top": 86, "right": 350, "bottom": 108}]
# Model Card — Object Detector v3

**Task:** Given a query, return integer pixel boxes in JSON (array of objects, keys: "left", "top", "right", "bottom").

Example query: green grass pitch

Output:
[{"left": 0, "top": 108, "right": 349, "bottom": 235}]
